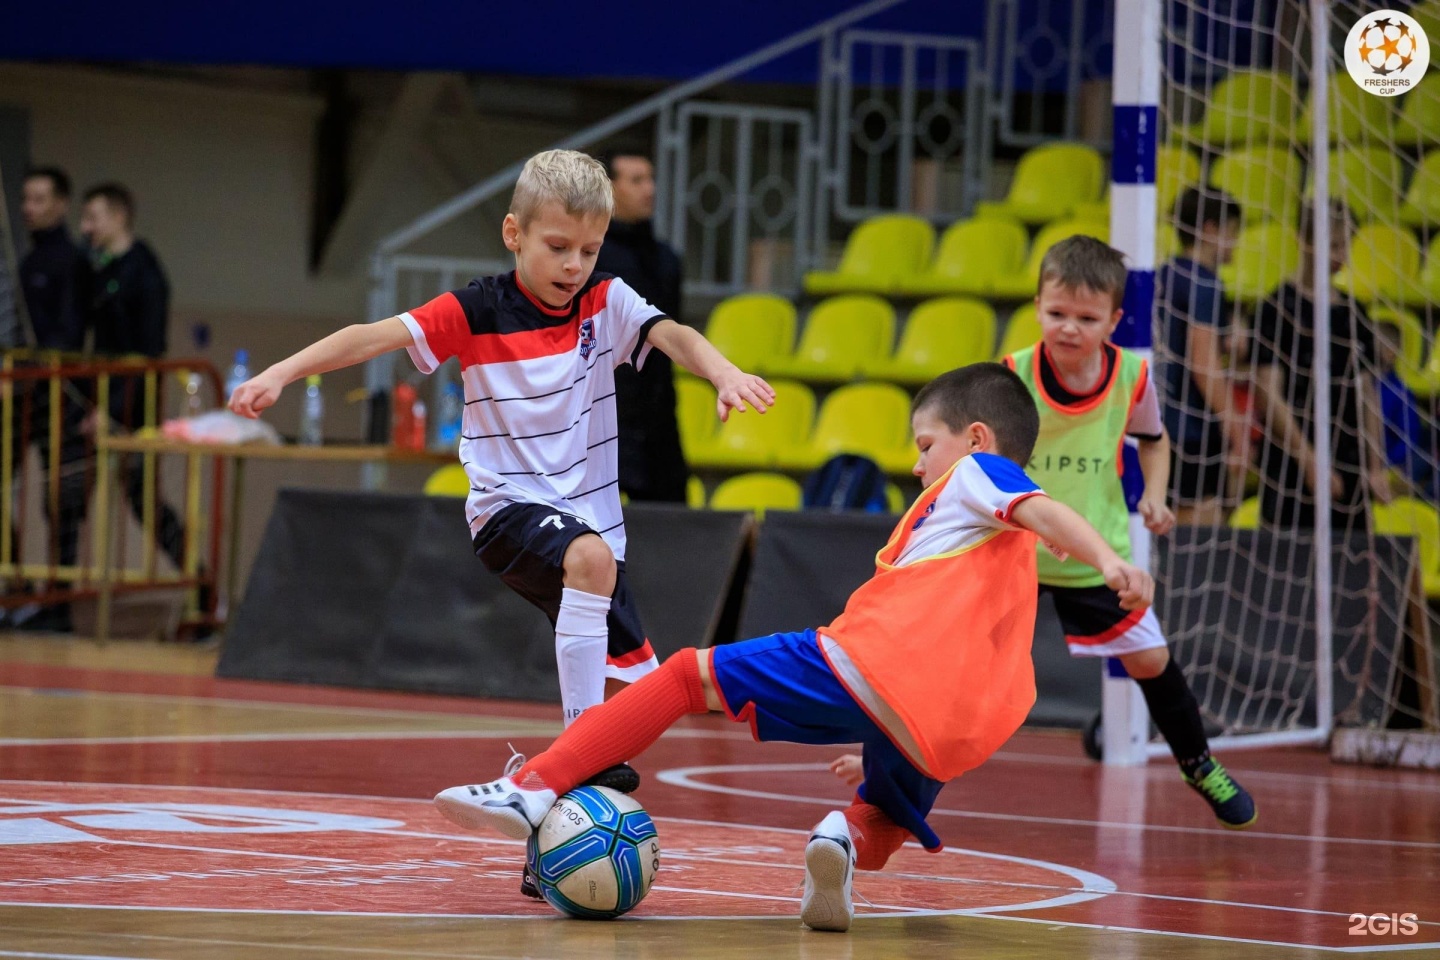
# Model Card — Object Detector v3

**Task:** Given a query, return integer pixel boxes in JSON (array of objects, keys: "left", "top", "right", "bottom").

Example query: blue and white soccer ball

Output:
[{"left": 526, "top": 785, "right": 660, "bottom": 920}]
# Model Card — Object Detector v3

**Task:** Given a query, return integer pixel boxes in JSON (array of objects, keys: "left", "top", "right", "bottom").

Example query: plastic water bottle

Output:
[
  {"left": 436, "top": 381, "right": 463, "bottom": 448},
  {"left": 299, "top": 375, "right": 324, "bottom": 446},
  {"left": 224, "top": 349, "right": 251, "bottom": 401},
  {"left": 184, "top": 372, "right": 205, "bottom": 417}
]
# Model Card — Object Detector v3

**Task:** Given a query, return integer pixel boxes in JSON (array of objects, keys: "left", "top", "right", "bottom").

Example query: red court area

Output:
[{"left": 2, "top": 659, "right": 1438, "bottom": 955}]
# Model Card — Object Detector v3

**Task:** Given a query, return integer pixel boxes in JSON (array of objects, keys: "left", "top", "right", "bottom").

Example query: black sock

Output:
[{"left": 1134, "top": 659, "right": 1210, "bottom": 776}]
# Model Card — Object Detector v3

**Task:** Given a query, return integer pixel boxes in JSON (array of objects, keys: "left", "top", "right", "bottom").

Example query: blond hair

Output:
[
  {"left": 1037, "top": 234, "right": 1128, "bottom": 309},
  {"left": 509, "top": 149, "right": 614, "bottom": 225}
]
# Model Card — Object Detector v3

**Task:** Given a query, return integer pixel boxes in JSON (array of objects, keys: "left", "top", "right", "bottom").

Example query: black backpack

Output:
[{"left": 802, "top": 454, "right": 890, "bottom": 513}]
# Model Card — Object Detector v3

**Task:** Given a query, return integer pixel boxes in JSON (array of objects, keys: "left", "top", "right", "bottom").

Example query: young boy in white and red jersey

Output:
[
  {"left": 228, "top": 149, "right": 775, "bottom": 896},
  {"left": 431, "top": 362, "right": 1154, "bottom": 933}
]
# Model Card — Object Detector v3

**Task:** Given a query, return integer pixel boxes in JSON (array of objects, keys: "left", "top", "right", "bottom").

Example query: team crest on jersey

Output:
[
  {"left": 912, "top": 500, "right": 937, "bottom": 530},
  {"left": 579, "top": 319, "right": 597, "bottom": 360}
]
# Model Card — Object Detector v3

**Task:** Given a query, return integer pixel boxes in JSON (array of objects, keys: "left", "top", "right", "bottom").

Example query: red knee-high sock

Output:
[
  {"left": 843, "top": 801, "right": 909, "bottom": 872},
  {"left": 516, "top": 649, "right": 709, "bottom": 793}
]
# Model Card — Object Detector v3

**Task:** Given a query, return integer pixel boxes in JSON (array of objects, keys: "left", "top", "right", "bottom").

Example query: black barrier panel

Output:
[
  {"left": 219, "top": 491, "right": 749, "bottom": 702},
  {"left": 737, "top": 510, "right": 1102, "bottom": 728}
]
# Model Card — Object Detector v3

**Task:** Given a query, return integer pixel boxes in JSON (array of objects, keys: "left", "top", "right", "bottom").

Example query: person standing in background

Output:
[{"left": 596, "top": 148, "right": 689, "bottom": 503}]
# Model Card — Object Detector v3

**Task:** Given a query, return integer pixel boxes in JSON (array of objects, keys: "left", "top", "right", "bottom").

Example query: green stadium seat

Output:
[
  {"left": 1420, "top": 233, "right": 1440, "bottom": 305},
  {"left": 709, "top": 472, "right": 803, "bottom": 518},
  {"left": 995, "top": 304, "right": 1043, "bottom": 360},
  {"left": 699, "top": 293, "right": 797, "bottom": 377},
  {"left": 766, "top": 295, "right": 895, "bottom": 383},
  {"left": 1296, "top": 74, "right": 1396, "bottom": 144},
  {"left": 1209, "top": 148, "right": 1304, "bottom": 225},
  {"left": 975, "top": 142, "right": 1105, "bottom": 224},
  {"left": 1229, "top": 497, "right": 1261, "bottom": 529},
  {"left": 1157, "top": 145, "right": 1204, "bottom": 217},
  {"left": 1373, "top": 496, "right": 1440, "bottom": 597},
  {"left": 1173, "top": 70, "right": 1299, "bottom": 146},
  {"left": 896, "top": 217, "right": 1028, "bottom": 297},
  {"left": 776, "top": 382, "right": 914, "bottom": 475},
  {"left": 1400, "top": 151, "right": 1440, "bottom": 228},
  {"left": 676, "top": 377, "right": 720, "bottom": 460},
  {"left": 990, "top": 219, "right": 1110, "bottom": 300},
  {"left": 1217, "top": 221, "right": 1301, "bottom": 304},
  {"left": 1334, "top": 223, "right": 1426, "bottom": 305},
  {"left": 686, "top": 475, "right": 706, "bottom": 509},
  {"left": 862, "top": 297, "right": 996, "bottom": 386},
  {"left": 1395, "top": 80, "right": 1440, "bottom": 147},
  {"left": 803, "top": 215, "right": 935, "bottom": 295},
  {"left": 1315, "top": 148, "right": 1406, "bottom": 224},
  {"left": 423, "top": 464, "right": 469, "bottom": 497},
  {"left": 1369, "top": 305, "right": 1429, "bottom": 389},
  {"left": 686, "top": 380, "right": 816, "bottom": 470}
]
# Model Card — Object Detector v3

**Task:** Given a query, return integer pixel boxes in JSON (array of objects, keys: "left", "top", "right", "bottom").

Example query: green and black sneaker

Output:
[{"left": 1184, "top": 758, "right": 1257, "bottom": 829}]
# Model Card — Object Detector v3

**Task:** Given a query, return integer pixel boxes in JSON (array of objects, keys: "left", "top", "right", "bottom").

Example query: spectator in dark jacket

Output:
[{"left": 596, "top": 148, "right": 689, "bottom": 503}]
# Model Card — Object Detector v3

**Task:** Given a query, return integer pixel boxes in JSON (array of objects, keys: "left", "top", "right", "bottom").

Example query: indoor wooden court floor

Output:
[{"left": 1, "top": 634, "right": 1437, "bottom": 959}]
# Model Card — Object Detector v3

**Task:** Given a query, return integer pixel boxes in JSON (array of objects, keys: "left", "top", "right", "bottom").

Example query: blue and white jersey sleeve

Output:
[
  {"left": 601, "top": 277, "right": 667, "bottom": 372},
  {"left": 953, "top": 452, "right": 1046, "bottom": 530}
]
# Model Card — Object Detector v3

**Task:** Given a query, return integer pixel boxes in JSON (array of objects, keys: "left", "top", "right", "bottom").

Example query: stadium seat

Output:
[
  {"left": 1316, "top": 148, "right": 1406, "bottom": 224},
  {"left": 995, "top": 304, "right": 1042, "bottom": 360},
  {"left": 896, "top": 217, "right": 1028, "bottom": 297},
  {"left": 423, "top": 464, "right": 470, "bottom": 497},
  {"left": 862, "top": 297, "right": 996, "bottom": 386},
  {"left": 1228, "top": 497, "right": 1261, "bottom": 530},
  {"left": 1209, "top": 148, "right": 1304, "bottom": 225},
  {"left": 1420, "top": 234, "right": 1440, "bottom": 305},
  {"left": 675, "top": 377, "right": 720, "bottom": 460},
  {"left": 1369, "top": 305, "right": 1428, "bottom": 381},
  {"left": 975, "top": 142, "right": 1105, "bottom": 224},
  {"left": 708, "top": 472, "right": 803, "bottom": 519},
  {"left": 1334, "top": 223, "right": 1426, "bottom": 305},
  {"left": 886, "top": 482, "right": 907, "bottom": 513},
  {"left": 990, "top": 218, "right": 1110, "bottom": 299},
  {"left": 1217, "top": 221, "right": 1301, "bottom": 304},
  {"left": 1296, "top": 74, "right": 1396, "bottom": 144},
  {"left": 1173, "top": 70, "right": 1300, "bottom": 146},
  {"left": 686, "top": 380, "right": 815, "bottom": 470},
  {"left": 803, "top": 215, "right": 935, "bottom": 295},
  {"left": 766, "top": 295, "right": 895, "bottom": 383},
  {"left": 1373, "top": 496, "right": 1440, "bottom": 598},
  {"left": 686, "top": 475, "right": 706, "bottom": 509},
  {"left": 1157, "top": 146, "right": 1203, "bottom": 217},
  {"left": 1400, "top": 151, "right": 1440, "bottom": 228},
  {"left": 775, "top": 382, "right": 915, "bottom": 474},
  {"left": 1395, "top": 80, "right": 1440, "bottom": 147},
  {"left": 699, "top": 293, "right": 797, "bottom": 376}
]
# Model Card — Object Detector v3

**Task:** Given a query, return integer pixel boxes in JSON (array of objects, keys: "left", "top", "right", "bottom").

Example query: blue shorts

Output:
[{"left": 710, "top": 629, "right": 945, "bottom": 851}]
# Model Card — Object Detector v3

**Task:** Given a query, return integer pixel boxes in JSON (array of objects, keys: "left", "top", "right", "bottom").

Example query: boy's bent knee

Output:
[
  {"left": 561, "top": 534, "right": 617, "bottom": 595},
  {"left": 1121, "top": 645, "right": 1170, "bottom": 680}
]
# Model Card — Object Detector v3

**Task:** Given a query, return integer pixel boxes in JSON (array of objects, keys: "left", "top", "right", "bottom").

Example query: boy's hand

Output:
[
  {"left": 1368, "top": 466, "right": 1395, "bottom": 505},
  {"left": 1103, "top": 561, "right": 1154, "bottom": 611},
  {"left": 712, "top": 368, "right": 776, "bottom": 421},
  {"left": 1137, "top": 492, "right": 1175, "bottom": 536},
  {"left": 229, "top": 373, "right": 284, "bottom": 419},
  {"left": 829, "top": 754, "right": 864, "bottom": 788}
]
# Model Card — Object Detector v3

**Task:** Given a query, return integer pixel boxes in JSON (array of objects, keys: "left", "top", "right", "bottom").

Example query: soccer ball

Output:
[
  {"left": 1358, "top": 18, "right": 1415, "bottom": 75},
  {"left": 526, "top": 786, "right": 660, "bottom": 920}
]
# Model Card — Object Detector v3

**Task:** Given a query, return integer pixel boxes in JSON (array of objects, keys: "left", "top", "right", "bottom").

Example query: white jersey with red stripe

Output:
[{"left": 399, "top": 271, "right": 666, "bottom": 560}]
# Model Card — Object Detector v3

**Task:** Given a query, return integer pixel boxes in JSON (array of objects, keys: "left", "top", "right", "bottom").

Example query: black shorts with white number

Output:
[{"left": 472, "top": 502, "right": 657, "bottom": 681}]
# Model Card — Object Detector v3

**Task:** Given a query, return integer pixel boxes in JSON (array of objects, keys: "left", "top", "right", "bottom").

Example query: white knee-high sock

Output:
[{"left": 555, "top": 587, "right": 611, "bottom": 727}]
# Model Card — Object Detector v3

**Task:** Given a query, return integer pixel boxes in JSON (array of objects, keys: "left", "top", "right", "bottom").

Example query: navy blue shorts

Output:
[
  {"left": 710, "top": 629, "right": 945, "bottom": 850},
  {"left": 473, "top": 502, "right": 656, "bottom": 680}
]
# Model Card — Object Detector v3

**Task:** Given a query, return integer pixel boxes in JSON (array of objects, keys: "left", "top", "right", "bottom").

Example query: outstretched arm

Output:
[
  {"left": 1009, "top": 495, "right": 1154, "bottom": 610},
  {"left": 229, "top": 317, "right": 414, "bottom": 418},
  {"left": 647, "top": 318, "right": 776, "bottom": 421}
]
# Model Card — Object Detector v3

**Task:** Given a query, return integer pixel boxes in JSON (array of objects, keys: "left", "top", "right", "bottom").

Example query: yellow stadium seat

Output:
[
  {"left": 423, "top": 464, "right": 470, "bottom": 497},
  {"left": 676, "top": 377, "right": 720, "bottom": 460},
  {"left": 1209, "top": 148, "right": 1303, "bottom": 225},
  {"left": 1334, "top": 223, "right": 1426, "bottom": 305},
  {"left": 1369, "top": 305, "right": 1428, "bottom": 382},
  {"left": 1373, "top": 496, "right": 1440, "bottom": 598},
  {"left": 975, "top": 142, "right": 1105, "bottom": 224},
  {"left": 1174, "top": 70, "right": 1299, "bottom": 146},
  {"left": 1420, "top": 234, "right": 1440, "bottom": 306},
  {"left": 1157, "top": 146, "right": 1203, "bottom": 217},
  {"left": 995, "top": 304, "right": 1043, "bottom": 360},
  {"left": 708, "top": 472, "right": 803, "bottom": 519},
  {"left": 1395, "top": 81, "right": 1440, "bottom": 147},
  {"left": 886, "top": 482, "right": 907, "bottom": 513},
  {"left": 803, "top": 215, "right": 936, "bottom": 295},
  {"left": 896, "top": 217, "right": 1028, "bottom": 297},
  {"left": 776, "top": 382, "right": 914, "bottom": 474},
  {"left": 863, "top": 297, "right": 996, "bottom": 386},
  {"left": 687, "top": 380, "right": 816, "bottom": 470},
  {"left": 1228, "top": 497, "right": 1261, "bottom": 530},
  {"left": 990, "top": 219, "right": 1110, "bottom": 300},
  {"left": 700, "top": 293, "right": 797, "bottom": 376},
  {"left": 1314, "top": 148, "right": 1406, "bottom": 224},
  {"left": 1217, "top": 221, "right": 1301, "bottom": 304},
  {"left": 1401, "top": 151, "right": 1440, "bottom": 228},
  {"left": 686, "top": 475, "right": 706, "bottom": 509},
  {"left": 767, "top": 295, "right": 895, "bottom": 383},
  {"left": 1296, "top": 74, "right": 1396, "bottom": 144}
]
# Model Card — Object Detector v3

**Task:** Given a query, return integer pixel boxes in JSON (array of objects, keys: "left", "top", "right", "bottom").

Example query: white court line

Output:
[
  {"left": 657, "top": 762, "right": 1440, "bottom": 850},
  {"left": 86, "top": 840, "right": 354, "bottom": 862}
]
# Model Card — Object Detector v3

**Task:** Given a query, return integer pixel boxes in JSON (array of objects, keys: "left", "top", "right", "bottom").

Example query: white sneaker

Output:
[
  {"left": 800, "top": 810, "right": 856, "bottom": 933},
  {"left": 433, "top": 777, "right": 556, "bottom": 840}
]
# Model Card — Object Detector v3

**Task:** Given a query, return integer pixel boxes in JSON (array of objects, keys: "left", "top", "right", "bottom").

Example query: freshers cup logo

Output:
[{"left": 1346, "top": 9, "right": 1430, "bottom": 95}]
